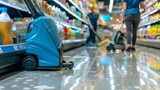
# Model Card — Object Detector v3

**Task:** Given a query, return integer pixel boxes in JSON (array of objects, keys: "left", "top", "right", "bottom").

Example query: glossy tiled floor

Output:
[{"left": 0, "top": 46, "right": 160, "bottom": 90}]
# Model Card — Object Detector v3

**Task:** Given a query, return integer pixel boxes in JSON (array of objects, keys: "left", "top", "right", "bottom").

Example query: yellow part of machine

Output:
[{"left": 97, "top": 39, "right": 110, "bottom": 47}]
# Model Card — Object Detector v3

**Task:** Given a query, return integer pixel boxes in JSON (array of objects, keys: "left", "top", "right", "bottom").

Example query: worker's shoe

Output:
[
  {"left": 131, "top": 47, "right": 136, "bottom": 51},
  {"left": 126, "top": 46, "right": 131, "bottom": 52}
]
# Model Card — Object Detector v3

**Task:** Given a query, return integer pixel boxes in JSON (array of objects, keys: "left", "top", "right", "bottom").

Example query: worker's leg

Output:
[
  {"left": 125, "top": 15, "right": 133, "bottom": 51},
  {"left": 86, "top": 29, "right": 92, "bottom": 45},
  {"left": 132, "top": 15, "right": 140, "bottom": 50},
  {"left": 91, "top": 29, "right": 96, "bottom": 44}
]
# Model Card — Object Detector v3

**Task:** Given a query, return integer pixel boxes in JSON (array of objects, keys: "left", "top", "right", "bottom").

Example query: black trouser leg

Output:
[
  {"left": 86, "top": 35, "right": 91, "bottom": 44},
  {"left": 125, "top": 16, "right": 133, "bottom": 45},
  {"left": 132, "top": 15, "right": 140, "bottom": 45},
  {"left": 125, "top": 14, "right": 140, "bottom": 46},
  {"left": 86, "top": 29, "right": 93, "bottom": 44},
  {"left": 91, "top": 30, "right": 96, "bottom": 44}
]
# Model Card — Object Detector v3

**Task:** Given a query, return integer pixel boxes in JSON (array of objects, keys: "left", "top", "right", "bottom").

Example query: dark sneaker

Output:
[
  {"left": 131, "top": 47, "right": 136, "bottom": 51},
  {"left": 126, "top": 46, "right": 131, "bottom": 52}
]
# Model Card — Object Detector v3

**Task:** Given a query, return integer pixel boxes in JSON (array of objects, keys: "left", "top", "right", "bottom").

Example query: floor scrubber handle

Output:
[
  {"left": 32, "top": 0, "right": 45, "bottom": 16},
  {"left": 26, "top": 22, "right": 33, "bottom": 34},
  {"left": 24, "top": 0, "right": 44, "bottom": 19}
]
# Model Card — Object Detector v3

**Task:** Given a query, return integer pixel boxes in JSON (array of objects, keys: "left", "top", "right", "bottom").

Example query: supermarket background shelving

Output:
[
  {"left": 46, "top": 0, "right": 87, "bottom": 24},
  {"left": 68, "top": 0, "right": 86, "bottom": 16},
  {"left": 0, "top": 1, "right": 31, "bottom": 18},
  {"left": 141, "top": 8, "right": 160, "bottom": 19},
  {"left": 0, "top": 0, "right": 87, "bottom": 30},
  {"left": 137, "top": 0, "right": 160, "bottom": 48},
  {"left": 0, "top": 0, "right": 88, "bottom": 48},
  {"left": 139, "top": 19, "right": 160, "bottom": 28},
  {"left": 0, "top": 0, "right": 88, "bottom": 72},
  {"left": 141, "top": 0, "right": 159, "bottom": 19}
]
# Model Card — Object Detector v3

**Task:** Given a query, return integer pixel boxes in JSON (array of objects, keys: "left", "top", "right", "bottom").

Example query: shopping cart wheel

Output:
[
  {"left": 106, "top": 45, "right": 112, "bottom": 51},
  {"left": 69, "top": 61, "right": 74, "bottom": 69},
  {"left": 23, "top": 55, "right": 38, "bottom": 71}
]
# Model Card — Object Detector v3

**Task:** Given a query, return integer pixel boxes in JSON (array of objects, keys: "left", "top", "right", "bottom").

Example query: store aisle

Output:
[{"left": 0, "top": 46, "right": 160, "bottom": 90}]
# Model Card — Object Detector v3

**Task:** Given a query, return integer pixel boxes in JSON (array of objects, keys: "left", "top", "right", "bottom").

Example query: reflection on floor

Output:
[{"left": 0, "top": 46, "right": 160, "bottom": 90}]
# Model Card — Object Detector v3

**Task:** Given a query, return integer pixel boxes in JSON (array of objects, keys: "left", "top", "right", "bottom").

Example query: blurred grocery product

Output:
[
  {"left": 141, "top": 1, "right": 160, "bottom": 17},
  {"left": 139, "top": 12, "right": 160, "bottom": 26},
  {"left": 138, "top": 0, "right": 160, "bottom": 41},
  {"left": 0, "top": 7, "right": 13, "bottom": 45},
  {"left": 138, "top": 24, "right": 160, "bottom": 39}
]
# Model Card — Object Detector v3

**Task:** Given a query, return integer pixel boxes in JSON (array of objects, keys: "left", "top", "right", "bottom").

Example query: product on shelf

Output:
[
  {"left": 139, "top": 12, "right": 160, "bottom": 26},
  {"left": 71, "top": 6, "right": 76, "bottom": 13},
  {"left": 141, "top": 1, "right": 160, "bottom": 17},
  {"left": 14, "top": 18, "right": 32, "bottom": 26},
  {"left": 36, "top": 0, "right": 83, "bottom": 28},
  {"left": 1, "top": 0, "right": 29, "bottom": 12},
  {"left": 156, "top": 36, "right": 160, "bottom": 40},
  {"left": 138, "top": 24, "right": 160, "bottom": 40},
  {"left": 138, "top": 0, "right": 160, "bottom": 41},
  {"left": 0, "top": 7, "right": 13, "bottom": 45},
  {"left": 12, "top": 17, "right": 33, "bottom": 43}
]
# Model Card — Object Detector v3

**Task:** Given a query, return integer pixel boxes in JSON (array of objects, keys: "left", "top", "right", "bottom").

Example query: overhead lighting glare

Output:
[
  {"left": 109, "top": 0, "right": 114, "bottom": 13},
  {"left": 111, "top": 17, "right": 113, "bottom": 20}
]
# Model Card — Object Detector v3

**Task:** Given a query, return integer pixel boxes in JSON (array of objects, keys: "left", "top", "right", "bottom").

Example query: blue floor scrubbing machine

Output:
[{"left": 23, "top": 0, "right": 74, "bottom": 70}]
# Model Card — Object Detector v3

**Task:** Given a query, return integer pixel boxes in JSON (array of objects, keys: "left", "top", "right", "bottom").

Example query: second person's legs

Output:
[
  {"left": 91, "top": 30, "right": 96, "bottom": 45},
  {"left": 125, "top": 15, "right": 133, "bottom": 51},
  {"left": 86, "top": 29, "right": 92, "bottom": 45}
]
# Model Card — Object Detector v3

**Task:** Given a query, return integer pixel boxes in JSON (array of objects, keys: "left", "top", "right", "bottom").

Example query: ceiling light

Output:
[{"left": 109, "top": 0, "right": 114, "bottom": 13}]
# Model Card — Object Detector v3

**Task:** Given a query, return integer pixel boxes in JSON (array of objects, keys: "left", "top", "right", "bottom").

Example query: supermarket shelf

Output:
[
  {"left": 0, "top": 43, "right": 25, "bottom": 73},
  {"left": 0, "top": 1, "right": 28, "bottom": 13},
  {"left": 45, "top": 13, "right": 85, "bottom": 31},
  {"left": 46, "top": 0, "right": 87, "bottom": 24},
  {"left": 0, "top": 40, "right": 85, "bottom": 53},
  {"left": 139, "top": 19, "right": 160, "bottom": 28},
  {"left": 55, "top": 21, "right": 85, "bottom": 31},
  {"left": 141, "top": 8, "right": 160, "bottom": 19},
  {"left": 147, "top": 0, "right": 158, "bottom": 9},
  {"left": 68, "top": 0, "right": 86, "bottom": 15},
  {"left": 137, "top": 33, "right": 160, "bottom": 36},
  {"left": 0, "top": 43, "right": 25, "bottom": 53},
  {"left": 0, "top": 1, "right": 31, "bottom": 17},
  {"left": 63, "top": 39, "right": 86, "bottom": 44},
  {"left": 141, "top": 0, "right": 158, "bottom": 13},
  {"left": 137, "top": 39, "right": 160, "bottom": 48},
  {"left": 63, "top": 39, "right": 85, "bottom": 50}
]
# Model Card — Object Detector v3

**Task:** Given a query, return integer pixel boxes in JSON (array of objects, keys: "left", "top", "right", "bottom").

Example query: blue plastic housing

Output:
[{"left": 26, "top": 16, "right": 62, "bottom": 67}]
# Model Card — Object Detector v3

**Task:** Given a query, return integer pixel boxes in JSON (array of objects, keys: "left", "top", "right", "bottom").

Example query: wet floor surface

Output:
[{"left": 0, "top": 46, "right": 160, "bottom": 90}]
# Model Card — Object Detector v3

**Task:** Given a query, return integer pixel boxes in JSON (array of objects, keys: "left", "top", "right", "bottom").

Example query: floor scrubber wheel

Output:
[{"left": 23, "top": 56, "right": 38, "bottom": 71}]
